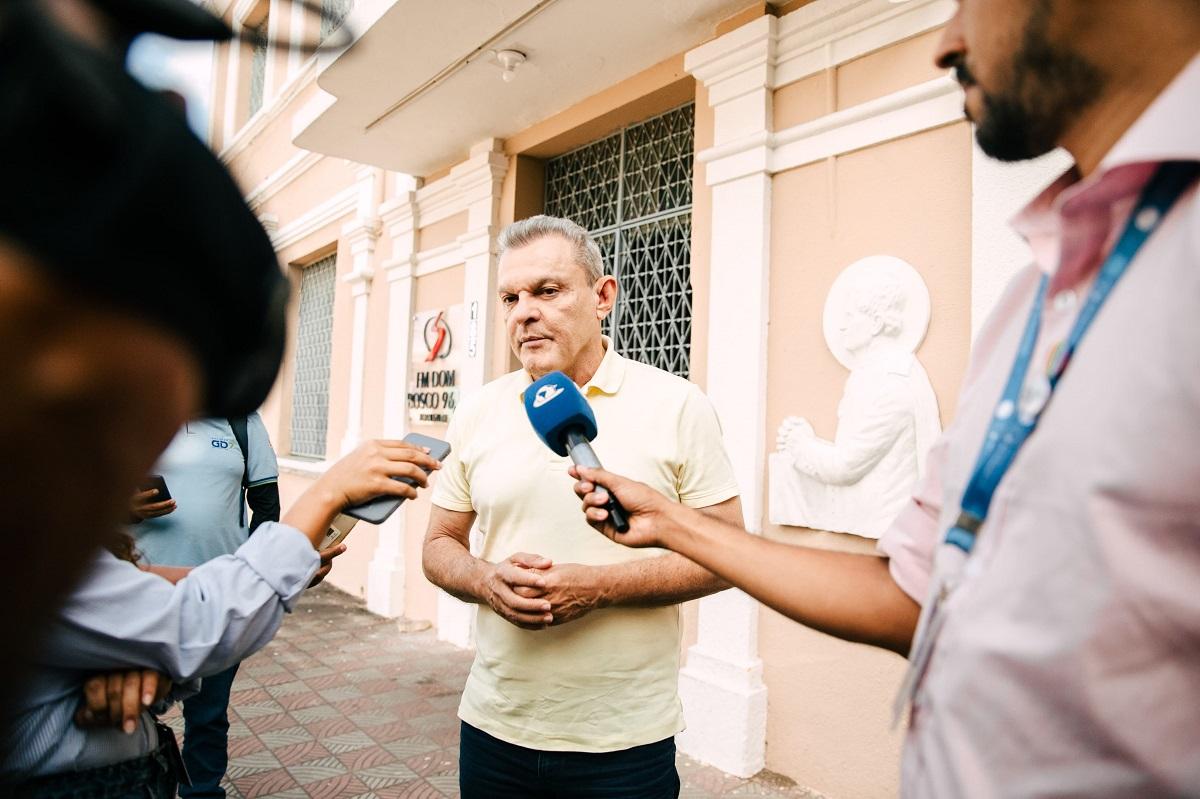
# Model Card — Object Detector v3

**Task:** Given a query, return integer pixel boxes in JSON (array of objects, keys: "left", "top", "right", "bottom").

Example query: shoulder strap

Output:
[
  {"left": 227, "top": 415, "right": 250, "bottom": 488},
  {"left": 228, "top": 415, "right": 250, "bottom": 529}
]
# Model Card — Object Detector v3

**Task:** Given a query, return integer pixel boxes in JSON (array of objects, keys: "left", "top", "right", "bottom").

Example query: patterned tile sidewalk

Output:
[{"left": 163, "top": 584, "right": 823, "bottom": 799}]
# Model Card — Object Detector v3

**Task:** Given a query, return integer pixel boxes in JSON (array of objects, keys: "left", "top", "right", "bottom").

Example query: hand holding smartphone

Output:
[
  {"left": 140, "top": 475, "right": 171, "bottom": 501},
  {"left": 319, "top": 433, "right": 451, "bottom": 550}
]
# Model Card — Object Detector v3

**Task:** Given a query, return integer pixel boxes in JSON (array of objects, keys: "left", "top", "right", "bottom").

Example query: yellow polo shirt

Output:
[{"left": 431, "top": 341, "right": 739, "bottom": 752}]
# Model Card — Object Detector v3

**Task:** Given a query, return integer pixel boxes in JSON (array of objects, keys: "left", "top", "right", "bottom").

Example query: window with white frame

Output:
[
  {"left": 290, "top": 254, "right": 336, "bottom": 459},
  {"left": 544, "top": 103, "right": 695, "bottom": 378}
]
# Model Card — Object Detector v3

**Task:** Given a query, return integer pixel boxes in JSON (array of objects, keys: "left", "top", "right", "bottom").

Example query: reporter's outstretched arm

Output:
[
  {"left": 284, "top": 439, "right": 440, "bottom": 548},
  {"left": 571, "top": 466, "right": 920, "bottom": 656},
  {"left": 43, "top": 440, "right": 442, "bottom": 682}
]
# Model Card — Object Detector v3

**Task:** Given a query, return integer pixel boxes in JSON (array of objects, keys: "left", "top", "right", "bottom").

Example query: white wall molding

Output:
[
  {"left": 771, "top": 74, "right": 961, "bottom": 169},
  {"left": 286, "top": 0, "right": 304, "bottom": 77},
  {"left": 246, "top": 150, "right": 323, "bottom": 210},
  {"left": 774, "top": 0, "right": 955, "bottom": 88},
  {"left": 415, "top": 174, "right": 467, "bottom": 228},
  {"left": 271, "top": 185, "right": 357, "bottom": 251},
  {"left": 696, "top": 75, "right": 963, "bottom": 186},
  {"left": 414, "top": 241, "right": 465, "bottom": 277},
  {"left": 219, "top": 56, "right": 318, "bottom": 163}
]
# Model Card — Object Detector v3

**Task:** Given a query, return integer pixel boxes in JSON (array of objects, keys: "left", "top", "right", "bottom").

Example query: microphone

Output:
[{"left": 524, "top": 370, "right": 630, "bottom": 533}]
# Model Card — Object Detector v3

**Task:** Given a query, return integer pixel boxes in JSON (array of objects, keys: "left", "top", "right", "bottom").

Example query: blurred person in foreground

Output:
[
  {"left": 0, "top": 0, "right": 337, "bottom": 768},
  {"left": 574, "top": 0, "right": 1200, "bottom": 795},
  {"left": 2, "top": 438, "right": 439, "bottom": 798}
]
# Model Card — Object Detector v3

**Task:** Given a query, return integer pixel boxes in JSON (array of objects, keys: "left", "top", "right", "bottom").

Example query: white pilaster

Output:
[
  {"left": 366, "top": 181, "right": 419, "bottom": 617},
  {"left": 338, "top": 166, "right": 384, "bottom": 456},
  {"left": 679, "top": 16, "right": 775, "bottom": 778},
  {"left": 434, "top": 138, "right": 508, "bottom": 649},
  {"left": 287, "top": 0, "right": 304, "bottom": 77},
  {"left": 264, "top": 0, "right": 281, "bottom": 98}
]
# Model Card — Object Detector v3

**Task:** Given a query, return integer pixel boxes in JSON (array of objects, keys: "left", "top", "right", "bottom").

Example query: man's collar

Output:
[
  {"left": 583, "top": 336, "right": 625, "bottom": 395},
  {"left": 1011, "top": 52, "right": 1200, "bottom": 246},
  {"left": 1101, "top": 52, "right": 1200, "bottom": 172},
  {"left": 514, "top": 335, "right": 626, "bottom": 397}
]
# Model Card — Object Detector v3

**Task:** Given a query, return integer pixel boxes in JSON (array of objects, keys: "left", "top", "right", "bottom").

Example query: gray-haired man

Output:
[{"left": 423, "top": 215, "right": 743, "bottom": 798}]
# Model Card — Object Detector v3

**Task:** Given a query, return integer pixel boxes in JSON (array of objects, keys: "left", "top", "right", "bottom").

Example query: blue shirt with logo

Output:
[{"left": 132, "top": 414, "right": 278, "bottom": 567}]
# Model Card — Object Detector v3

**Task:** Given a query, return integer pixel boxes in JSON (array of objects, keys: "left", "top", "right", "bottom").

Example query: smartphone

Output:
[
  {"left": 140, "top": 474, "right": 172, "bottom": 502},
  {"left": 342, "top": 433, "right": 451, "bottom": 525}
]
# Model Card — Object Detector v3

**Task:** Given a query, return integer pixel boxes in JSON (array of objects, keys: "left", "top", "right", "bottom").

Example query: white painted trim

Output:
[
  {"left": 772, "top": 74, "right": 960, "bottom": 176},
  {"left": 415, "top": 175, "right": 466, "bottom": 227},
  {"left": 219, "top": 56, "right": 318, "bottom": 163},
  {"left": 696, "top": 76, "right": 963, "bottom": 186},
  {"left": 685, "top": 0, "right": 954, "bottom": 96},
  {"left": 263, "top": 0, "right": 281, "bottom": 99},
  {"left": 287, "top": 0, "right": 304, "bottom": 77},
  {"left": 271, "top": 186, "right": 357, "bottom": 251},
  {"left": 774, "top": 0, "right": 955, "bottom": 88},
  {"left": 413, "top": 242, "right": 464, "bottom": 277},
  {"left": 222, "top": 30, "right": 241, "bottom": 146},
  {"left": 245, "top": 150, "right": 323, "bottom": 210},
  {"left": 277, "top": 456, "right": 329, "bottom": 477}
]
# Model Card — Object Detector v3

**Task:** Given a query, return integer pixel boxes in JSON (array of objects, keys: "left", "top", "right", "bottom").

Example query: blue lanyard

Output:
[{"left": 944, "top": 161, "right": 1200, "bottom": 556}]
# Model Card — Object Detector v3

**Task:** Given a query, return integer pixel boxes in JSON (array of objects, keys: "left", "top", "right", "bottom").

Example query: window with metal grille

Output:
[
  {"left": 290, "top": 255, "right": 336, "bottom": 458},
  {"left": 544, "top": 103, "right": 695, "bottom": 378},
  {"left": 320, "top": 0, "right": 353, "bottom": 42},
  {"left": 248, "top": 22, "right": 267, "bottom": 117}
]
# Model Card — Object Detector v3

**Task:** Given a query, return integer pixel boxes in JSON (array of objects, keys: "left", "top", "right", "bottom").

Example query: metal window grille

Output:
[
  {"left": 249, "top": 23, "right": 267, "bottom": 117},
  {"left": 320, "top": 0, "right": 354, "bottom": 42},
  {"left": 290, "top": 255, "right": 336, "bottom": 458},
  {"left": 544, "top": 103, "right": 694, "bottom": 377}
]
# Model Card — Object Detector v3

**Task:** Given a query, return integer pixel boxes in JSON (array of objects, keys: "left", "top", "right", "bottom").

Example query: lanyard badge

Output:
[{"left": 893, "top": 161, "right": 1200, "bottom": 724}]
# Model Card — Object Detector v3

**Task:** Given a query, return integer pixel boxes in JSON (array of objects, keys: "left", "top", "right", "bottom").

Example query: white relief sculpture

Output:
[{"left": 769, "top": 256, "right": 942, "bottom": 538}]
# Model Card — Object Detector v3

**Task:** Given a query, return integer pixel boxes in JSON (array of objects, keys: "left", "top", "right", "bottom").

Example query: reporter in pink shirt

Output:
[{"left": 572, "top": 1, "right": 1200, "bottom": 795}]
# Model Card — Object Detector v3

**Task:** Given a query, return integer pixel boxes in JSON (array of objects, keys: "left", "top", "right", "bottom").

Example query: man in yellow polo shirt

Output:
[{"left": 424, "top": 215, "right": 742, "bottom": 798}]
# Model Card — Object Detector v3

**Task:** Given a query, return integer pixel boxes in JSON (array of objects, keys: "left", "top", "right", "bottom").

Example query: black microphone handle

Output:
[{"left": 564, "top": 430, "right": 631, "bottom": 533}]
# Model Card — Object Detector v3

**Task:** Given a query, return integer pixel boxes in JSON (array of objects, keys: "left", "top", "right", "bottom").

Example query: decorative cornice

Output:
[
  {"left": 686, "top": 0, "right": 954, "bottom": 97},
  {"left": 219, "top": 56, "right": 318, "bottom": 164},
  {"left": 413, "top": 242, "right": 464, "bottom": 277},
  {"left": 271, "top": 186, "right": 357, "bottom": 251},
  {"left": 774, "top": 0, "right": 954, "bottom": 88},
  {"left": 245, "top": 150, "right": 323, "bottom": 210},
  {"left": 684, "top": 15, "right": 776, "bottom": 92},
  {"left": 343, "top": 216, "right": 383, "bottom": 251}
]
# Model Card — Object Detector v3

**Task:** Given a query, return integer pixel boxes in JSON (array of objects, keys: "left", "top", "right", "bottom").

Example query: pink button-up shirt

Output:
[{"left": 878, "top": 54, "right": 1200, "bottom": 798}]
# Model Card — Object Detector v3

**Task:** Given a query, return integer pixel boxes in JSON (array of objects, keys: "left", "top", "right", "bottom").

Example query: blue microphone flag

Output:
[{"left": 524, "top": 371, "right": 597, "bottom": 457}]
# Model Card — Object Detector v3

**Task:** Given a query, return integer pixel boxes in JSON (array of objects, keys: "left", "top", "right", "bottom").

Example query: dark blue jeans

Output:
[
  {"left": 459, "top": 722, "right": 680, "bottom": 799},
  {"left": 180, "top": 662, "right": 240, "bottom": 798}
]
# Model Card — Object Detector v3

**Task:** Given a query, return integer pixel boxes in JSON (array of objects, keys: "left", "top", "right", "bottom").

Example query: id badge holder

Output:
[
  {"left": 891, "top": 544, "right": 966, "bottom": 726},
  {"left": 892, "top": 584, "right": 949, "bottom": 726}
]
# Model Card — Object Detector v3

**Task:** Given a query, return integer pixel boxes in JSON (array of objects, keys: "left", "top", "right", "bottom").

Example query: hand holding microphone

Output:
[{"left": 523, "top": 371, "right": 630, "bottom": 533}]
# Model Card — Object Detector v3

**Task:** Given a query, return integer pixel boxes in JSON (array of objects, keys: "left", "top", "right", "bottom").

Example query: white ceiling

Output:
[{"left": 294, "top": 0, "right": 779, "bottom": 175}]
